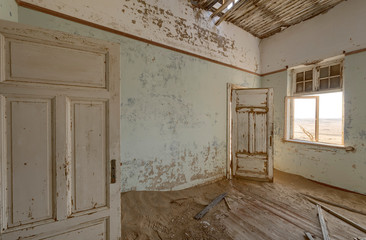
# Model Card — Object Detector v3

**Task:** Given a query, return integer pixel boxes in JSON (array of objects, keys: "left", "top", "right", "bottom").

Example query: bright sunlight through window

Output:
[{"left": 292, "top": 92, "right": 343, "bottom": 145}]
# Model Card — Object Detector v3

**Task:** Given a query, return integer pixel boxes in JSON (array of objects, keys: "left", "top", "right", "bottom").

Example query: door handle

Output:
[{"left": 111, "top": 159, "right": 116, "bottom": 184}]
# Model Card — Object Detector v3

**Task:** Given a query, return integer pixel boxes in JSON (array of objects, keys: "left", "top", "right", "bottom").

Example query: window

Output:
[{"left": 285, "top": 58, "right": 344, "bottom": 146}]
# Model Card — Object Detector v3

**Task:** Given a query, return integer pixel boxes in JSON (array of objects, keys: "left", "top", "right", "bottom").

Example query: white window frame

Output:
[
  {"left": 292, "top": 58, "right": 343, "bottom": 95},
  {"left": 285, "top": 96, "right": 320, "bottom": 141},
  {"left": 285, "top": 57, "right": 344, "bottom": 146}
]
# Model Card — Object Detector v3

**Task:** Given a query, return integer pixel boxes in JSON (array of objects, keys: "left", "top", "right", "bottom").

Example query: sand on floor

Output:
[{"left": 121, "top": 169, "right": 366, "bottom": 240}]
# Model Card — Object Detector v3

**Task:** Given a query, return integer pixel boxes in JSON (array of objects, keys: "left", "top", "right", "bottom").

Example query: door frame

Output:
[
  {"left": 227, "top": 84, "right": 274, "bottom": 181},
  {"left": 226, "top": 83, "right": 248, "bottom": 180}
]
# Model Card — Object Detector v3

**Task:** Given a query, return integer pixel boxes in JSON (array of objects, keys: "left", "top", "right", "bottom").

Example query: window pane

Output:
[
  {"left": 305, "top": 81, "right": 312, "bottom": 92},
  {"left": 296, "top": 83, "right": 303, "bottom": 93},
  {"left": 330, "top": 77, "right": 341, "bottom": 88},
  {"left": 320, "top": 79, "right": 328, "bottom": 90},
  {"left": 320, "top": 67, "right": 329, "bottom": 78},
  {"left": 318, "top": 92, "right": 343, "bottom": 145},
  {"left": 330, "top": 64, "right": 341, "bottom": 76},
  {"left": 293, "top": 98, "right": 316, "bottom": 142},
  {"left": 305, "top": 70, "right": 312, "bottom": 80},
  {"left": 296, "top": 72, "right": 304, "bottom": 82}
]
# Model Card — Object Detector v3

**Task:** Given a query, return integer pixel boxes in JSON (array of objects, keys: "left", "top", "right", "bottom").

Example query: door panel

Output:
[
  {"left": 6, "top": 39, "right": 107, "bottom": 88},
  {"left": 0, "top": 20, "right": 121, "bottom": 239},
  {"left": 254, "top": 113, "right": 267, "bottom": 153},
  {"left": 5, "top": 96, "right": 54, "bottom": 227},
  {"left": 41, "top": 219, "right": 107, "bottom": 240},
  {"left": 235, "top": 89, "right": 268, "bottom": 107},
  {"left": 71, "top": 100, "right": 107, "bottom": 213},
  {"left": 236, "top": 112, "right": 249, "bottom": 153},
  {"left": 232, "top": 88, "right": 273, "bottom": 181}
]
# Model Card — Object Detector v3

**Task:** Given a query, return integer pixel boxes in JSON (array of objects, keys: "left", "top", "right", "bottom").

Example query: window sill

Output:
[{"left": 282, "top": 139, "right": 354, "bottom": 151}]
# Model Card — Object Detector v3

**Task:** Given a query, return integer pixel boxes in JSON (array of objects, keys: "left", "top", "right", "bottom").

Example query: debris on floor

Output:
[{"left": 121, "top": 170, "right": 366, "bottom": 240}]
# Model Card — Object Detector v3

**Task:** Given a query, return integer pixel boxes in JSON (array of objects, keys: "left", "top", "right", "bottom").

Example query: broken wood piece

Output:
[
  {"left": 304, "top": 232, "right": 315, "bottom": 240},
  {"left": 210, "top": 0, "right": 235, "bottom": 18},
  {"left": 306, "top": 196, "right": 366, "bottom": 234},
  {"left": 224, "top": 197, "right": 232, "bottom": 210},
  {"left": 194, "top": 193, "right": 227, "bottom": 220},
  {"left": 317, "top": 205, "right": 331, "bottom": 240},
  {"left": 215, "top": 0, "right": 243, "bottom": 26},
  {"left": 302, "top": 193, "right": 366, "bottom": 216}
]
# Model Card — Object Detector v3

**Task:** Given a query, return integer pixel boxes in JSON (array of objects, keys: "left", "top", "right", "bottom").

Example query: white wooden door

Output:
[
  {"left": 0, "top": 20, "right": 121, "bottom": 239},
  {"left": 231, "top": 88, "right": 274, "bottom": 181}
]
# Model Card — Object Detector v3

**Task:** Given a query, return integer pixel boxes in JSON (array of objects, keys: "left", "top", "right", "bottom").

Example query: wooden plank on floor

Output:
[
  {"left": 317, "top": 205, "right": 331, "bottom": 240},
  {"left": 302, "top": 193, "right": 366, "bottom": 216},
  {"left": 306, "top": 196, "right": 366, "bottom": 234},
  {"left": 305, "top": 232, "right": 315, "bottom": 240},
  {"left": 194, "top": 193, "right": 227, "bottom": 220}
]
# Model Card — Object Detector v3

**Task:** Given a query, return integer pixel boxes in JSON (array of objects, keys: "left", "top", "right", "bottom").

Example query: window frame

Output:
[
  {"left": 284, "top": 96, "right": 319, "bottom": 142},
  {"left": 285, "top": 58, "right": 345, "bottom": 146},
  {"left": 291, "top": 59, "right": 344, "bottom": 96}
]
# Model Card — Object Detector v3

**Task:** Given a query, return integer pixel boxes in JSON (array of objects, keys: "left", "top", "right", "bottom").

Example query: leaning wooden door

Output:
[
  {"left": 0, "top": 20, "right": 121, "bottom": 239},
  {"left": 231, "top": 88, "right": 274, "bottom": 181}
]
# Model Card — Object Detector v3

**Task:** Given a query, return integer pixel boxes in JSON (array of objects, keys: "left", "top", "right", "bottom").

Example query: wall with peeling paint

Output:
[
  {"left": 260, "top": 0, "right": 366, "bottom": 74},
  {"left": 17, "top": 7, "right": 261, "bottom": 191},
  {"left": 261, "top": 52, "right": 366, "bottom": 194},
  {"left": 17, "top": 0, "right": 260, "bottom": 73},
  {"left": 0, "top": 0, "right": 18, "bottom": 22}
]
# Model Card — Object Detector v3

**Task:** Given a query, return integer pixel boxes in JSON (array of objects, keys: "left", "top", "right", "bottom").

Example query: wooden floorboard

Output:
[{"left": 121, "top": 170, "right": 366, "bottom": 240}]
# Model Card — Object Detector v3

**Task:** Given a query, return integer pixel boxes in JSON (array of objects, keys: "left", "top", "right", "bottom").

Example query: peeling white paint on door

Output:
[
  {"left": 231, "top": 88, "right": 274, "bottom": 181},
  {"left": 17, "top": 0, "right": 260, "bottom": 73}
]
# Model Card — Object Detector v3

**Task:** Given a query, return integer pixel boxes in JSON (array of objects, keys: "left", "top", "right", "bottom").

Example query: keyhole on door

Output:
[{"left": 111, "top": 159, "right": 116, "bottom": 184}]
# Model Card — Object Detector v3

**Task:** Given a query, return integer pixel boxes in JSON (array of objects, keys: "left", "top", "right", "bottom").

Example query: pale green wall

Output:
[
  {"left": 9, "top": 4, "right": 365, "bottom": 194},
  {"left": 0, "top": 0, "right": 18, "bottom": 22},
  {"left": 17, "top": 7, "right": 260, "bottom": 191},
  {"left": 262, "top": 53, "right": 366, "bottom": 194}
]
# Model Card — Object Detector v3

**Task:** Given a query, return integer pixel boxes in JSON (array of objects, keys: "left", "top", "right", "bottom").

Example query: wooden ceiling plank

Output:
[
  {"left": 238, "top": 0, "right": 283, "bottom": 30},
  {"left": 191, "top": 0, "right": 345, "bottom": 38},
  {"left": 215, "top": 0, "right": 248, "bottom": 25},
  {"left": 257, "top": 1, "right": 339, "bottom": 38},
  {"left": 229, "top": 0, "right": 258, "bottom": 22},
  {"left": 211, "top": 0, "right": 235, "bottom": 18},
  {"left": 205, "top": 0, "right": 221, "bottom": 10},
  {"left": 253, "top": 1, "right": 323, "bottom": 35},
  {"left": 231, "top": 0, "right": 262, "bottom": 25}
]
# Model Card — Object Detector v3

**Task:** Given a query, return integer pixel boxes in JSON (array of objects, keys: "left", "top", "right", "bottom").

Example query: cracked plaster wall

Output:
[
  {"left": 16, "top": 7, "right": 260, "bottom": 191},
  {"left": 17, "top": 0, "right": 260, "bottom": 73}
]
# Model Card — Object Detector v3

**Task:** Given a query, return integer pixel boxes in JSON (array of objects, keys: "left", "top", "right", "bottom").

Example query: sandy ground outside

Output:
[
  {"left": 121, "top": 169, "right": 366, "bottom": 240},
  {"left": 294, "top": 118, "right": 343, "bottom": 145}
]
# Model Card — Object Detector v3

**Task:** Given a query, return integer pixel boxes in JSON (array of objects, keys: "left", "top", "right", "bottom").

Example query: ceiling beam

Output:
[
  {"left": 210, "top": 0, "right": 235, "bottom": 18},
  {"left": 215, "top": 0, "right": 247, "bottom": 26}
]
